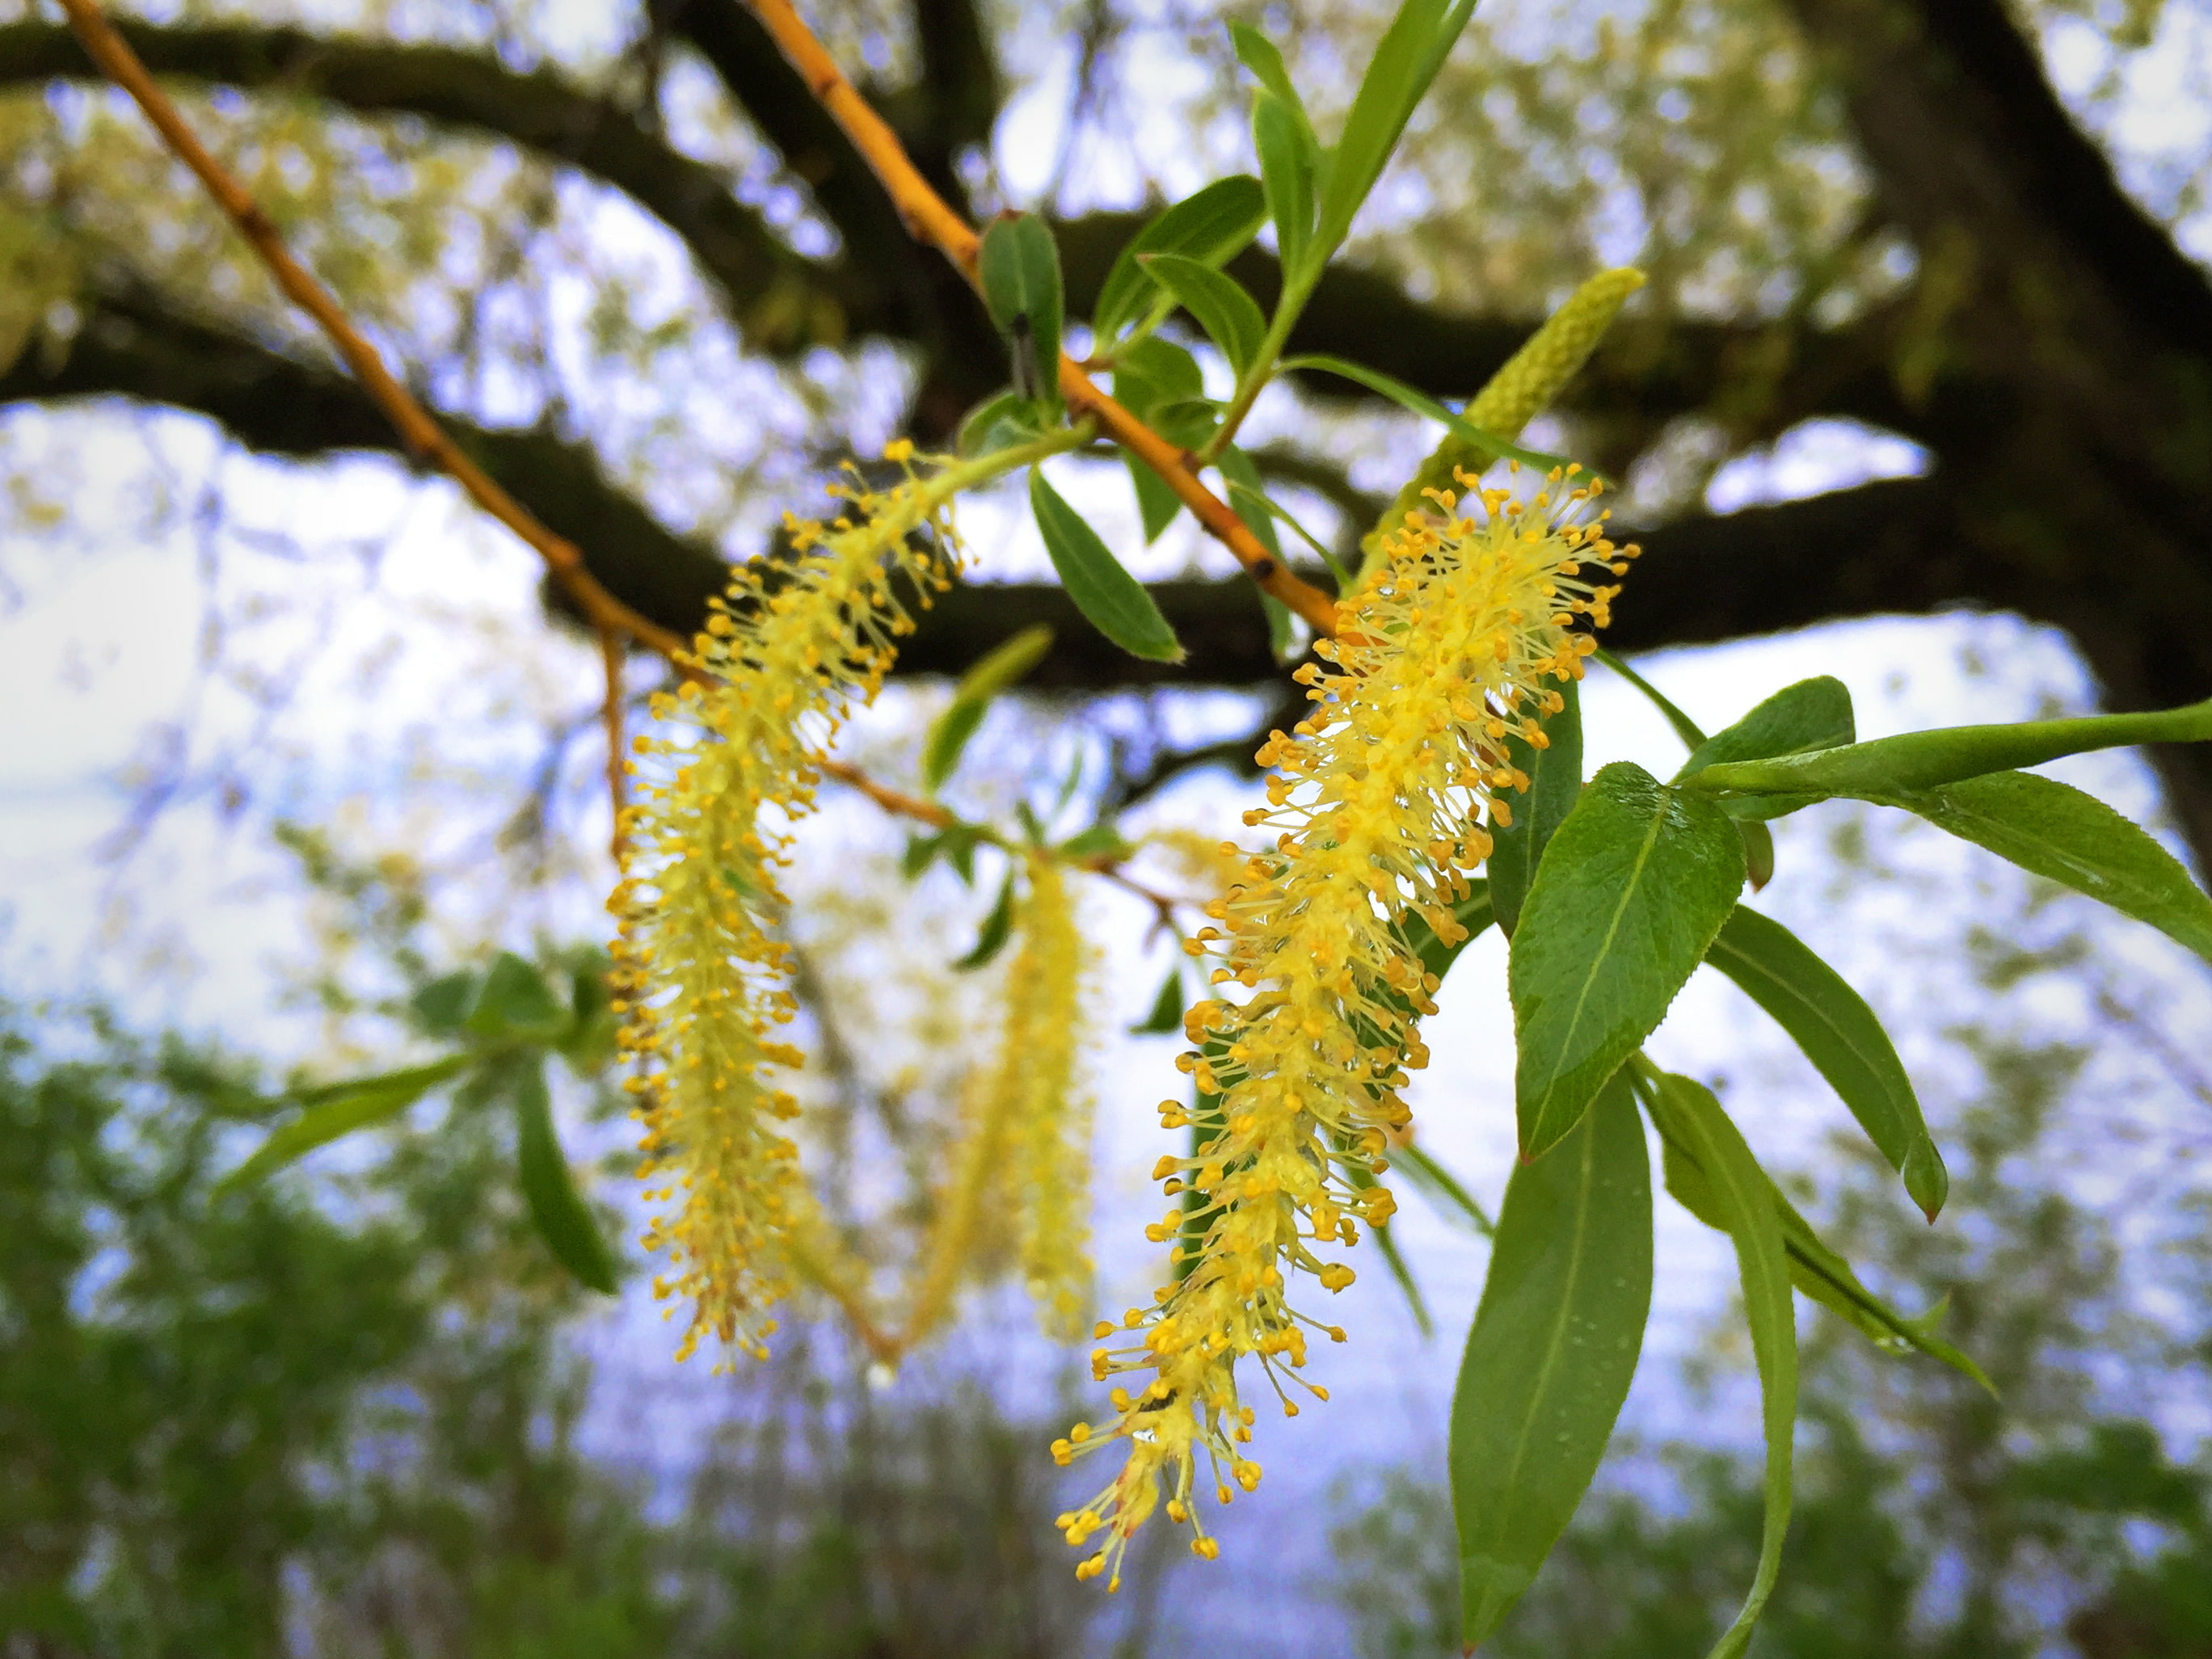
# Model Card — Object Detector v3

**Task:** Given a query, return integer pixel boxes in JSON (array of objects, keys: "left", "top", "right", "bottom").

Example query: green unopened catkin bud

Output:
[{"left": 1360, "top": 267, "right": 1645, "bottom": 571}]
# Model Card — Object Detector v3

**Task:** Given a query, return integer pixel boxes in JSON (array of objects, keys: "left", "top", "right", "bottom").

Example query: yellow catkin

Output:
[
  {"left": 1009, "top": 859, "right": 1096, "bottom": 1340},
  {"left": 610, "top": 442, "right": 961, "bottom": 1363},
  {"left": 893, "top": 854, "right": 1096, "bottom": 1346},
  {"left": 1055, "top": 465, "right": 1638, "bottom": 1587},
  {"left": 1360, "top": 268, "right": 1645, "bottom": 571}
]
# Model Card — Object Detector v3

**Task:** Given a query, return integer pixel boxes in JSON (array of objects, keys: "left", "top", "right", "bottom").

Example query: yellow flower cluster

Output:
[
  {"left": 901, "top": 855, "right": 1096, "bottom": 1345},
  {"left": 1005, "top": 859, "right": 1097, "bottom": 1341},
  {"left": 608, "top": 444, "right": 960, "bottom": 1363},
  {"left": 1055, "top": 465, "right": 1635, "bottom": 1585}
]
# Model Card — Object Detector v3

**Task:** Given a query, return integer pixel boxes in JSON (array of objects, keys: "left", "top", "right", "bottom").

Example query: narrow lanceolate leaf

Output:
[
  {"left": 1511, "top": 763, "right": 1745, "bottom": 1160},
  {"left": 1641, "top": 1071, "right": 1795, "bottom": 1659},
  {"left": 1879, "top": 770, "right": 2212, "bottom": 965},
  {"left": 1130, "top": 962, "right": 1185, "bottom": 1034},
  {"left": 979, "top": 213, "right": 1065, "bottom": 415},
  {"left": 1451, "top": 1073, "right": 1650, "bottom": 1650},
  {"left": 954, "top": 869, "right": 1018, "bottom": 971},
  {"left": 1280, "top": 353, "right": 1569, "bottom": 474},
  {"left": 1649, "top": 1088, "right": 1988, "bottom": 1391},
  {"left": 1395, "top": 1141, "right": 1495, "bottom": 1236},
  {"left": 1029, "top": 468, "right": 1184, "bottom": 663},
  {"left": 1139, "top": 252, "right": 1267, "bottom": 375},
  {"left": 1318, "top": 0, "right": 1478, "bottom": 263},
  {"left": 511, "top": 1057, "right": 620, "bottom": 1294},
  {"left": 1113, "top": 338, "right": 1207, "bottom": 541},
  {"left": 1252, "top": 87, "right": 1317, "bottom": 277},
  {"left": 1686, "top": 695, "right": 2212, "bottom": 801},
  {"left": 219, "top": 1053, "right": 474, "bottom": 1190},
  {"left": 922, "top": 624, "right": 1054, "bottom": 791},
  {"left": 1704, "top": 906, "right": 1948, "bottom": 1219},
  {"left": 1677, "top": 676, "right": 1855, "bottom": 781},
  {"left": 1488, "top": 675, "right": 1583, "bottom": 937},
  {"left": 1091, "top": 175, "right": 1266, "bottom": 342}
]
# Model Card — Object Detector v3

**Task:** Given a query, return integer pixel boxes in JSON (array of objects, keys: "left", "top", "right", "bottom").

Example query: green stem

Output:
[{"left": 1199, "top": 267, "right": 1320, "bottom": 461}]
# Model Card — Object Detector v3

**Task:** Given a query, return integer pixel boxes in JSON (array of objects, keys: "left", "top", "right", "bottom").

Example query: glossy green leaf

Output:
[
  {"left": 1687, "top": 695, "right": 2212, "bottom": 801},
  {"left": 1110, "top": 343, "right": 1201, "bottom": 543},
  {"left": 1129, "top": 963, "right": 1185, "bottom": 1034},
  {"left": 1488, "top": 676, "right": 1583, "bottom": 938},
  {"left": 1139, "top": 252, "right": 1267, "bottom": 375},
  {"left": 466, "top": 952, "right": 567, "bottom": 1042},
  {"left": 1451, "top": 1072, "right": 1650, "bottom": 1648},
  {"left": 979, "top": 213, "right": 1065, "bottom": 415},
  {"left": 1055, "top": 823, "right": 1132, "bottom": 860},
  {"left": 510, "top": 1057, "right": 620, "bottom": 1294},
  {"left": 953, "top": 869, "right": 1018, "bottom": 971},
  {"left": 1704, "top": 906, "right": 1947, "bottom": 1219},
  {"left": 922, "top": 624, "right": 1054, "bottom": 791},
  {"left": 1317, "top": 0, "right": 1477, "bottom": 262},
  {"left": 220, "top": 1053, "right": 473, "bottom": 1190},
  {"left": 1678, "top": 676, "right": 1855, "bottom": 781},
  {"left": 1511, "top": 763, "right": 1745, "bottom": 1159},
  {"left": 1029, "top": 469, "right": 1184, "bottom": 663},
  {"left": 1091, "top": 175, "right": 1267, "bottom": 343},
  {"left": 1280, "top": 353, "right": 1571, "bottom": 473},
  {"left": 1641, "top": 1070, "right": 1795, "bottom": 1659},
  {"left": 1881, "top": 769, "right": 2212, "bottom": 964},
  {"left": 1253, "top": 88, "right": 1317, "bottom": 277}
]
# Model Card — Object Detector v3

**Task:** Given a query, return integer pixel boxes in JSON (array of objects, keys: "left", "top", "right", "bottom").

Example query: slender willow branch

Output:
[
  {"left": 56, "top": 0, "right": 689, "bottom": 660},
  {"left": 741, "top": 0, "right": 1341, "bottom": 638}
]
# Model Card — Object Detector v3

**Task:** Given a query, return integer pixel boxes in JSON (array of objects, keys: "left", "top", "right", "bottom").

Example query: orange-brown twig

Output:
[
  {"left": 599, "top": 627, "right": 630, "bottom": 861},
  {"left": 742, "top": 0, "right": 1341, "bottom": 639},
  {"left": 57, "top": 0, "right": 689, "bottom": 662}
]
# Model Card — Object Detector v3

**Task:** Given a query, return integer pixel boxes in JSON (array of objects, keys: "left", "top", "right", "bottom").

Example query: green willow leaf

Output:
[
  {"left": 1318, "top": 0, "right": 1477, "bottom": 264},
  {"left": 1029, "top": 469, "right": 1184, "bottom": 663},
  {"left": 1394, "top": 1141, "right": 1495, "bottom": 1236},
  {"left": 466, "top": 952, "right": 567, "bottom": 1042},
  {"left": 1591, "top": 647, "right": 1776, "bottom": 886},
  {"left": 1511, "top": 763, "right": 1744, "bottom": 1159},
  {"left": 1091, "top": 175, "right": 1266, "bottom": 343},
  {"left": 1686, "top": 694, "right": 2212, "bottom": 800},
  {"left": 410, "top": 970, "right": 478, "bottom": 1037},
  {"left": 1139, "top": 252, "right": 1266, "bottom": 375},
  {"left": 922, "top": 624, "right": 1054, "bottom": 792},
  {"left": 510, "top": 1057, "right": 620, "bottom": 1295},
  {"left": 978, "top": 212, "right": 1064, "bottom": 415},
  {"left": 1704, "top": 906, "right": 1948, "bottom": 1219},
  {"left": 953, "top": 869, "right": 1018, "bottom": 971},
  {"left": 1129, "top": 962, "right": 1185, "bottom": 1034},
  {"left": 1279, "top": 353, "right": 1573, "bottom": 472},
  {"left": 1227, "top": 22, "right": 1320, "bottom": 158},
  {"left": 1374, "top": 1220, "right": 1434, "bottom": 1337},
  {"left": 219, "top": 1052, "right": 474, "bottom": 1190},
  {"left": 1488, "top": 676, "right": 1584, "bottom": 938},
  {"left": 1677, "top": 676, "right": 1855, "bottom": 781},
  {"left": 1878, "top": 770, "right": 2212, "bottom": 964},
  {"left": 1593, "top": 646, "right": 1707, "bottom": 752},
  {"left": 1645, "top": 1083, "right": 1987, "bottom": 1391},
  {"left": 1252, "top": 88, "right": 1317, "bottom": 277},
  {"left": 956, "top": 389, "right": 1046, "bottom": 457},
  {"left": 1641, "top": 1070, "right": 1795, "bottom": 1659},
  {"left": 1451, "top": 1072, "right": 1650, "bottom": 1649}
]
